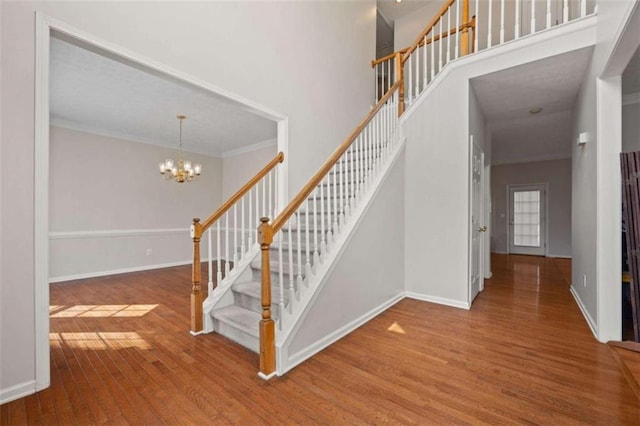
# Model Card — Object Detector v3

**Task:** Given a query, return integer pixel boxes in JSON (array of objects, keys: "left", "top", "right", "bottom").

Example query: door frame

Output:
[
  {"left": 506, "top": 183, "right": 548, "bottom": 256},
  {"left": 34, "top": 13, "right": 289, "bottom": 392}
]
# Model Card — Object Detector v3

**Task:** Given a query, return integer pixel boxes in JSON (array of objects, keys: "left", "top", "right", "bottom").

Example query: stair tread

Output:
[
  {"left": 211, "top": 305, "right": 260, "bottom": 337},
  {"left": 233, "top": 280, "right": 289, "bottom": 301}
]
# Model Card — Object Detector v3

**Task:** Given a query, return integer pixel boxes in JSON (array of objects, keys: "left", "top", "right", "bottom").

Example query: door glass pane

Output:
[{"left": 513, "top": 190, "right": 540, "bottom": 247}]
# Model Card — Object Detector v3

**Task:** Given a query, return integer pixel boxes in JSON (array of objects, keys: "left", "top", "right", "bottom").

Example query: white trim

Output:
[
  {"left": 399, "top": 14, "right": 597, "bottom": 124},
  {"left": 49, "top": 228, "right": 189, "bottom": 240},
  {"left": 0, "top": 380, "right": 37, "bottom": 405},
  {"left": 257, "top": 371, "right": 278, "bottom": 381},
  {"left": 281, "top": 292, "right": 405, "bottom": 374},
  {"left": 222, "top": 139, "right": 277, "bottom": 158},
  {"left": 570, "top": 285, "right": 598, "bottom": 339},
  {"left": 34, "top": 11, "right": 51, "bottom": 394},
  {"left": 405, "top": 292, "right": 471, "bottom": 310},
  {"left": 49, "top": 259, "right": 201, "bottom": 283},
  {"left": 622, "top": 92, "right": 640, "bottom": 106},
  {"left": 548, "top": 254, "right": 572, "bottom": 259},
  {"left": 35, "top": 12, "right": 290, "bottom": 392},
  {"left": 50, "top": 119, "right": 226, "bottom": 158},
  {"left": 491, "top": 153, "right": 571, "bottom": 166}
]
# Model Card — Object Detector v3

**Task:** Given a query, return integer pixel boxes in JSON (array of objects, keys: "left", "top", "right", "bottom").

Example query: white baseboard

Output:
[
  {"left": 0, "top": 380, "right": 36, "bottom": 405},
  {"left": 49, "top": 259, "right": 210, "bottom": 283},
  {"left": 280, "top": 292, "right": 405, "bottom": 374},
  {"left": 569, "top": 286, "right": 598, "bottom": 339},
  {"left": 405, "top": 292, "right": 471, "bottom": 310}
]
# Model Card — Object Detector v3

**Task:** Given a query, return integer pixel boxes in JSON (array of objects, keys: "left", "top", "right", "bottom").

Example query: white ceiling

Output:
[
  {"left": 50, "top": 37, "right": 277, "bottom": 158},
  {"left": 471, "top": 47, "right": 594, "bottom": 165}
]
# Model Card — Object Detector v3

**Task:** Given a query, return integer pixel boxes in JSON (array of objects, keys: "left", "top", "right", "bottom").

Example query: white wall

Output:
[
  {"left": 571, "top": 0, "right": 637, "bottom": 339},
  {"left": 222, "top": 144, "right": 277, "bottom": 199},
  {"left": 283, "top": 154, "right": 405, "bottom": 366},
  {"left": 48, "top": 126, "right": 222, "bottom": 281},
  {"left": 0, "top": 0, "right": 375, "bottom": 400},
  {"left": 402, "top": 13, "right": 596, "bottom": 308},
  {"left": 622, "top": 100, "right": 640, "bottom": 152},
  {"left": 491, "top": 159, "right": 572, "bottom": 257}
]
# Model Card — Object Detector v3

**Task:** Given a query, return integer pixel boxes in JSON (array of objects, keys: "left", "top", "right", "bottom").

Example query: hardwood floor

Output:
[{"left": 2, "top": 254, "right": 639, "bottom": 424}]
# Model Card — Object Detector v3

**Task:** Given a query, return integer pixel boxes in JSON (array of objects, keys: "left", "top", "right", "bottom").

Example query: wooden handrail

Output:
[
  {"left": 402, "top": 0, "right": 457, "bottom": 62},
  {"left": 372, "top": 19, "right": 474, "bottom": 69},
  {"left": 270, "top": 81, "right": 401, "bottom": 234},
  {"left": 371, "top": 48, "right": 408, "bottom": 67},
  {"left": 196, "top": 151, "right": 284, "bottom": 235}
]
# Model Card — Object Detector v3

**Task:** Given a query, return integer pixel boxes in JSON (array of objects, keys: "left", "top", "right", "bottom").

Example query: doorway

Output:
[{"left": 508, "top": 184, "right": 546, "bottom": 256}]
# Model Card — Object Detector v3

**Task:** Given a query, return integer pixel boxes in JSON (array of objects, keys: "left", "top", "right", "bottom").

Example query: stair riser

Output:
[
  {"left": 212, "top": 318, "right": 259, "bottom": 353},
  {"left": 232, "top": 291, "right": 283, "bottom": 319}
]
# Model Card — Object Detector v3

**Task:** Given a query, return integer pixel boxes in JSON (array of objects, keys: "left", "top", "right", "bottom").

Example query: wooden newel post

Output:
[
  {"left": 460, "top": 0, "right": 470, "bottom": 56},
  {"left": 190, "top": 218, "right": 203, "bottom": 334},
  {"left": 395, "top": 51, "right": 405, "bottom": 117},
  {"left": 258, "top": 217, "right": 276, "bottom": 377}
]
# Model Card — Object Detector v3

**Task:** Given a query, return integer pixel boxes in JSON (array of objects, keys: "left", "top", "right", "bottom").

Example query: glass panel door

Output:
[{"left": 509, "top": 185, "right": 546, "bottom": 256}]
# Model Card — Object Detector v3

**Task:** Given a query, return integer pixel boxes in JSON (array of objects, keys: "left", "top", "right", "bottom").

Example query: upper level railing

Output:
[
  {"left": 190, "top": 152, "right": 284, "bottom": 334},
  {"left": 373, "top": 0, "right": 595, "bottom": 113},
  {"left": 257, "top": 82, "right": 402, "bottom": 376}
]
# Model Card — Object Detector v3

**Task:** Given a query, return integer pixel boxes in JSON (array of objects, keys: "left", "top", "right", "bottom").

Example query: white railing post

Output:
[
  {"left": 546, "top": 0, "right": 552, "bottom": 29},
  {"left": 216, "top": 222, "right": 222, "bottom": 284},
  {"left": 456, "top": 0, "right": 460, "bottom": 59},
  {"left": 488, "top": 0, "right": 493, "bottom": 47},
  {"left": 515, "top": 0, "right": 521, "bottom": 39},
  {"left": 475, "top": 0, "right": 479, "bottom": 52},
  {"left": 563, "top": 0, "right": 569, "bottom": 23},
  {"left": 208, "top": 228, "right": 213, "bottom": 295},
  {"left": 531, "top": 0, "right": 536, "bottom": 34},
  {"left": 500, "top": 0, "right": 505, "bottom": 43}
]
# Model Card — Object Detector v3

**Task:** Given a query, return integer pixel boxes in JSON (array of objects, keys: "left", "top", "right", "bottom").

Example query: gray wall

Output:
[
  {"left": 0, "top": 0, "right": 375, "bottom": 400},
  {"left": 491, "top": 159, "right": 572, "bottom": 257},
  {"left": 49, "top": 126, "right": 223, "bottom": 281}
]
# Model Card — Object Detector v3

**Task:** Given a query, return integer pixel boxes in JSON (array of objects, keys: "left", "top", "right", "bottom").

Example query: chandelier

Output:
[{"left": 159, "top": 115, "right": 202, "bottom": 183}]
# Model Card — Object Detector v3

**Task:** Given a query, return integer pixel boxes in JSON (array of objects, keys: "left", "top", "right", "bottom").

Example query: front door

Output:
[{"left": 508, "top": 184, "right": 546, "bottom": 256}]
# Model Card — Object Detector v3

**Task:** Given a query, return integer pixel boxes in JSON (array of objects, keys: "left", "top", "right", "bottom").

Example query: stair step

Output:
[
  {"left": 232, "top": 280, "right": 289, "bottom": 318},
  {"left": 211, "top": 305, "right": 260, "bottom": 353}
]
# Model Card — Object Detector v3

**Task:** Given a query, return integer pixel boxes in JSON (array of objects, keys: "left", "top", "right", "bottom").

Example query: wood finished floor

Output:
[{"left": 2, "top": 254, "right": 639, "bottom": 424}]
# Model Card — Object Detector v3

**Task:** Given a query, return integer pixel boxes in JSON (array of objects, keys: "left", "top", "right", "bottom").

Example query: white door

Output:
[
  {"left": 470, "top": 140, "right": 485, "bottom": 303},
  {"left": 508, "top": 184, "right": 546, "bottom": 256}
]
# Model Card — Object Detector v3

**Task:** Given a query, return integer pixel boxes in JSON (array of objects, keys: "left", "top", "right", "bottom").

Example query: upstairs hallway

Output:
[{"left": 1, "top": 254, "right": 638, "bottom": 423}]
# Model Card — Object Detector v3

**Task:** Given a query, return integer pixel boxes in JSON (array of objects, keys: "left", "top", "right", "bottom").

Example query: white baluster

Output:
[
  {"left": 456, "top": 0, "right": 460, "bottom": 59},
  {"left": 333, "top": 163, "right": 340, "bottom": 233},
  {"left": 207, "top": 228, "right": 213, "bottom": 296},
  {"left": 313, "top": 186, "right": 319, "bottom": 269},
  {"left": 430, "top": 29, "right": 436, "bottom": 80},
  {"left": 262, "top": 178, "right": 266, "bottom": 218},
  {"left": 326, "top": 166, "right": 333, "bottom": 247},
  {"left": 288, "top": 216, "right": 295, "bottom": 308},
  {"left": 269, "top": 171, "right": 273, "bottom": 218},
  {"left": 375, "top": 63, "right": 379, "bottom": 103},
  {"left": 296, "top": 212, "right": 303, "bottom": 289},
  {"left": 278, "top": 230, "right": 283, "bottom": 328},
  {"left": 255, "top": 182, "right": 259, "bottom": 244},
  {"left": 387, "top": 59, "right": 391, "bottom": 95},
  {"left": 233, "top": 204, "right": 238, "bottom": 268},
  {"left": 447, "top": 8, "right": 451, "bottom": 63},
  {"left": 423, "top": 35, "right": 429, "bottom": 87},
  {"left": 515, "top": 0, "right": 521, "bottom": 39},
  {"left": 216, "top": 222, "right": 222, "bottom": 284},
  {"left": 500, "top": 0, "right": 505, "bottom": 43},
  {"left": 304, "top": 198, "right": 311, "bottom": 282},
  {"left": 439, "top": 17, "right": 443, "bottom": 72},
  {"left": 488, "top": 0, "right": 493, "bottom": 47},
  {"left": 546, "top": 0, "right": 552, "bottom": 28},
  {"left": 580, "top": 0, "right": 586, "bottom": 18},
  {"left": 225, "top": 212, "right": 230, "bottom": 276},
  {"left": 248, "top": 188, "right": 254, "bottom": 247},
  {"left": 339, "top": 155, "right": 345, "bottom": 225},
  {"left": 408, "top": 55, "right": 413, "bottom": 107},
  {"left": 320, "top": 176, "right": 326, "bottom": 259},
  {"left": 563, "top": 0, "right": 568, "bottom": 23},
  {"left": 531, "top": 0, "right": 536, "bottom": 34},
  {"left": 415, "top": 44, "right": 419, "bottom": 98},
  {"left": 475, "top": 0, "right": 479, "bottom": 52},
  {"left": 241, "top": 196, "right": 246, "bottom": 256}
]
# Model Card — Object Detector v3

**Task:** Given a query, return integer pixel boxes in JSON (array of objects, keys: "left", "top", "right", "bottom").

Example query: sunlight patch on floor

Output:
[
  {"left": 50, "top": 332, "right": 153, "bottom": 350},
  {"left": 50, "top": 304, "right": 158, "bottom": 318},
  {"left": 387, "top": 321, "right": 406, "bottom": 335}
]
